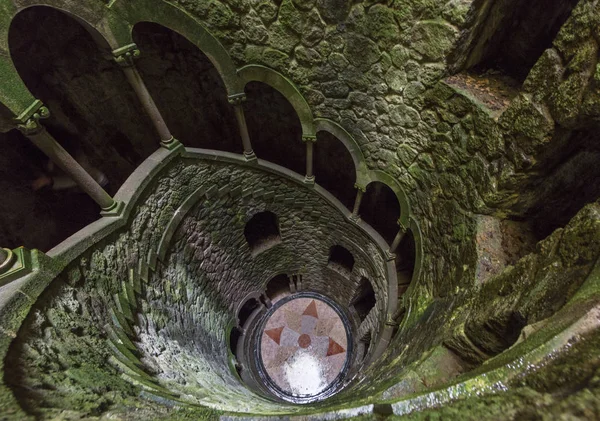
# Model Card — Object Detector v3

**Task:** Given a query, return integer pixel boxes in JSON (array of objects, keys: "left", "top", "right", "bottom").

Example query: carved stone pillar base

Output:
[
  {"left": 244, "top": 150, "right": 257, "bottom": 162},
  {"left": 160, "top": 137, "right": 182, "bottom": 150},
  {"left": 0, "top": 247, "right": 36, "bottom": 287},
  {"left": 348, "top": 214, "right": 361, "bottom": 223},
  {"left": 100, "top": 201, "right": 125, "bottom": 217}
]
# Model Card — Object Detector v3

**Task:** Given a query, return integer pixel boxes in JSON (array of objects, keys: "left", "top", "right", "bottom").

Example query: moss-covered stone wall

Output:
[
  {"left": 4, "top": 153, "right": 390, "bottom": 417},
  {"left": 1, "top": 0, "right": 600, "bottom": 419}
]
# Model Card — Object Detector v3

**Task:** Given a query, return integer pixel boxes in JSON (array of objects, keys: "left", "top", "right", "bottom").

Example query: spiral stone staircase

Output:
[{"left": 1, "top": 1, "right": 600, "bottom": 420}]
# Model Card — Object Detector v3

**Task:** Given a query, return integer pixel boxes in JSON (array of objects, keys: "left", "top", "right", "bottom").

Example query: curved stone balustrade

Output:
[{"left": 0, "top": 145, "right": 401, "bottom": 414}]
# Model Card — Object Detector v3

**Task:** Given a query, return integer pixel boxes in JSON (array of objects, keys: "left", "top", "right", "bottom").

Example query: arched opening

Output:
[
  {"left": 244, "top": 211, "right": 281, "bottom": 256},
  {"left": 229, "top": 326, "right": 243, "bottom": 371},
  {"left": 0, "top": 130, "right": 99, "bottom": 252},
  {"left": 396, "top": 229, "right": 416, "bottom": 298},
  {"left": 132, "top": 22, "right": 241, "bottom": 153},
  {"left": 359, "top": 182, "right": 401, "bottom": 245},
  {"left": 265, "top": 274, "right": 291, "bottom": 302},
  {"left": 447, "top": 310, "right": 528, "bottom": 366},
  {"left": 9, "top": 6, "right": 158, "bottom": 195},
  {"left": 351, "top": 277, "right": 376, "bottom": 322},
  {"left": 244, "top": 82, "right": 305, "bottom": 175},
  {"left": 328, "top": 245, "right": 355, "bottom": 274},
  {"left": 237, "top": 297, "right": 261, "bottom": 328},
  {"left": 359, "top": 330, "right": 372, "bottom": 362},
  {"left": 314, "top": 131, "right": 356, "bottom": 210}
]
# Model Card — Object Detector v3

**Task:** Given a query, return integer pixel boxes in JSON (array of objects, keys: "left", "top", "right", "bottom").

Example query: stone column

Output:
[
  {"left": 350, "top": 184, "right": 366, "bottom": 220},
  {"left": 112, "top": 44, "right": 179, "bottom": 150},
  {"left": 16, "top": 101, "right": 120, "bottom": 214},
  {"left": 303, "top": 135, "right": 316, "bottom": 184},
  {"left": 387, "top": 223, "right": 407, "bottom": 259},
  {"left": 229, "top": 93, "right": 257, "bottom": 161},
  {"left": 261, "top": 293, "right": 273, "bottom": 309}
]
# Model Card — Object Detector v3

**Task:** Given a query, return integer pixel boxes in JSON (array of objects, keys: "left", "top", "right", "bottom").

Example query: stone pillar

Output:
[
  {"left": 261, "top": 293, "right": 273, "bottom": 309},
  {"left": 16, "top": 101, "right": 120, "bottom": 214},
  {"left": 303, "top": 135, "right": 316, "bottom": 184},
  {"left": 229, "top": 93, "right": 257, "bottom": 161},
  {"left": 112, "top": 44, "right": 179, "bottom": 150},
  {"left": 387, "top": 223, "right": 407, "bottom": 259},
  {"left": 351, "top": 184, "right": 366, "bottom": 220}
]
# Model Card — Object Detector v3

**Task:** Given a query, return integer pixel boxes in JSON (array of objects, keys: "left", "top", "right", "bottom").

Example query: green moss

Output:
[
  {"left": 278, "top": 0, "right": 304, "bottom": 34},
  {"left": 410, "top": 20, "right": 458, "bottom": 62},
  {"left": 364, "top": 5, "right": 401, "bottom": 49},
  {"left": 206, "top": 0, "right": 237, "bottom": 28},
  {"left": 344, "top": 33, "right": 381, "bottom": 70},
  {"left": 262, "top": 48, "right": 290, "bottom": 72}
]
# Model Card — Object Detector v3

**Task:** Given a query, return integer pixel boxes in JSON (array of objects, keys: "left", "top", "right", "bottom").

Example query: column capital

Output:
[
  {"left": 302, "top": 135, "right": 317, "bottom": 143},
  {"left": 354, "top": 183, "right": 367, "bottom": 193},
  {"left": 385, "top": 317, "right": 399, "bottom": 327},
  {"left": 15, "top": 99, "right": 50, "bottom": 135},
  {"left": 397, "top": 219, "right": 408, "bottom": 232},
  {"left": 112, "top": 43, "right": 141, "bottom": 67},
  {"left": 228, "top": 93, "right": 247, "bottom": 105}
]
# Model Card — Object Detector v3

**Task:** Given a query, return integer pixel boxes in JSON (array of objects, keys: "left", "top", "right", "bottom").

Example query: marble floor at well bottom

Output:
[{"left": 260, "top": 298, "right": 348, "bottom": 396}]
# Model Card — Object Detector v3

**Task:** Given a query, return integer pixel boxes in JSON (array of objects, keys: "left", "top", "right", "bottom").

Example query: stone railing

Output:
[{"left": 0, "top": 144, "right": 400, "bottom": 415}]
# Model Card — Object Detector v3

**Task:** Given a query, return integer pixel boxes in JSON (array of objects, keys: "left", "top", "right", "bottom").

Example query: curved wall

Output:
[
  {"left": 1, "top": 1, "right": 600, "bottom": 420},
  {"left": 4, "top": 148, "right": 392, "bottom": 415}
]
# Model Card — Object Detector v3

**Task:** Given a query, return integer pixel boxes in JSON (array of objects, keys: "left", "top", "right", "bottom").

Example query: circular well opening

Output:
[{"left": 256, "top": 293, "right": 352, "bottom": 403}]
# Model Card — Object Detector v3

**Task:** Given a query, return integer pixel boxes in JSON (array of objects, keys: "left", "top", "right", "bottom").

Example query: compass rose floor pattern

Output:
[{"left": 260, "top": 297, "right": 348, "bottom": 397}]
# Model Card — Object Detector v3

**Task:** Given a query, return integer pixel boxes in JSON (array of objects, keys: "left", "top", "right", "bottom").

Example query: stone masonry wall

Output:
[
  {"left": 163, "top": 0, "right": 600, "bottom": 324},
  {"left": 136, "top": 158, "right": 386, "bottom": 410},
  {"left": 5, "top": 154, "right": 389, "bottom": 417},
  {"left": 165, "top": 0, "right": 484, "bottom": 322}
]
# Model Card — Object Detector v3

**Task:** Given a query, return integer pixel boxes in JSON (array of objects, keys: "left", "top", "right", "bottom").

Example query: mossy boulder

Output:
[
  {"left": 499, "top": 93, "right": 555, "bottom": 155},
  {"left": 410, "top": 20, "right": 458, "bottom": 61}
]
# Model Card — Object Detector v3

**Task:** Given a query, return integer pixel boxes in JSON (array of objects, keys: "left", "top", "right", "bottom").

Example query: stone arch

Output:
[
  {"left": 131, "top": 21, "right": 241, "bottom": 153},
  {"left": 389, "top": 216, "right": 424, "bottom": 333},
  {"left": 328, "top": 245, "right": 355, "bottom": 274},
  {"left": 0, "top": 0, "right": 128, "bottom": 119},
  {"left": 359, "top": 181, "right": 402, "bottom": 245},
  {"left": 8, "top": 5, "right": 160, "bottom": 191},
  {"left": 114, "top": 0, "right": 244, "bottom": 96},
  {"left": 238, "top": 64, "right": 316, "bottom": 139},
  {"left": 243, "top": 81, "right": 305, "bottom": 174},
  {"left": 314, "top": 118, "right": 369, "bottom": 189},
  {"left": 351, "top": 277, "right": 376, "bottom": 323},
  {"left": 15, "top": 3, "right": 119, "bottom": 49},
  {"left": 244, "top": 211, "right": 282, "bottom": 256},
  {"left": 0, "top": 1, "right": 120, "bottom": 50},
  {"left": 366, "top": 170, "right": 411, "bottom": 228},
  {"left": 235, "top": 292, "right": 264, "bottom": 328},
  {"left": 408, "top": 216, "right": 424, "bottom": 289},
  {"left": 0, "top": 0, "right": 245, "bottom": 110},
  {"left": 264, "top": 273, "right": 292, "bottom": 302}
]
